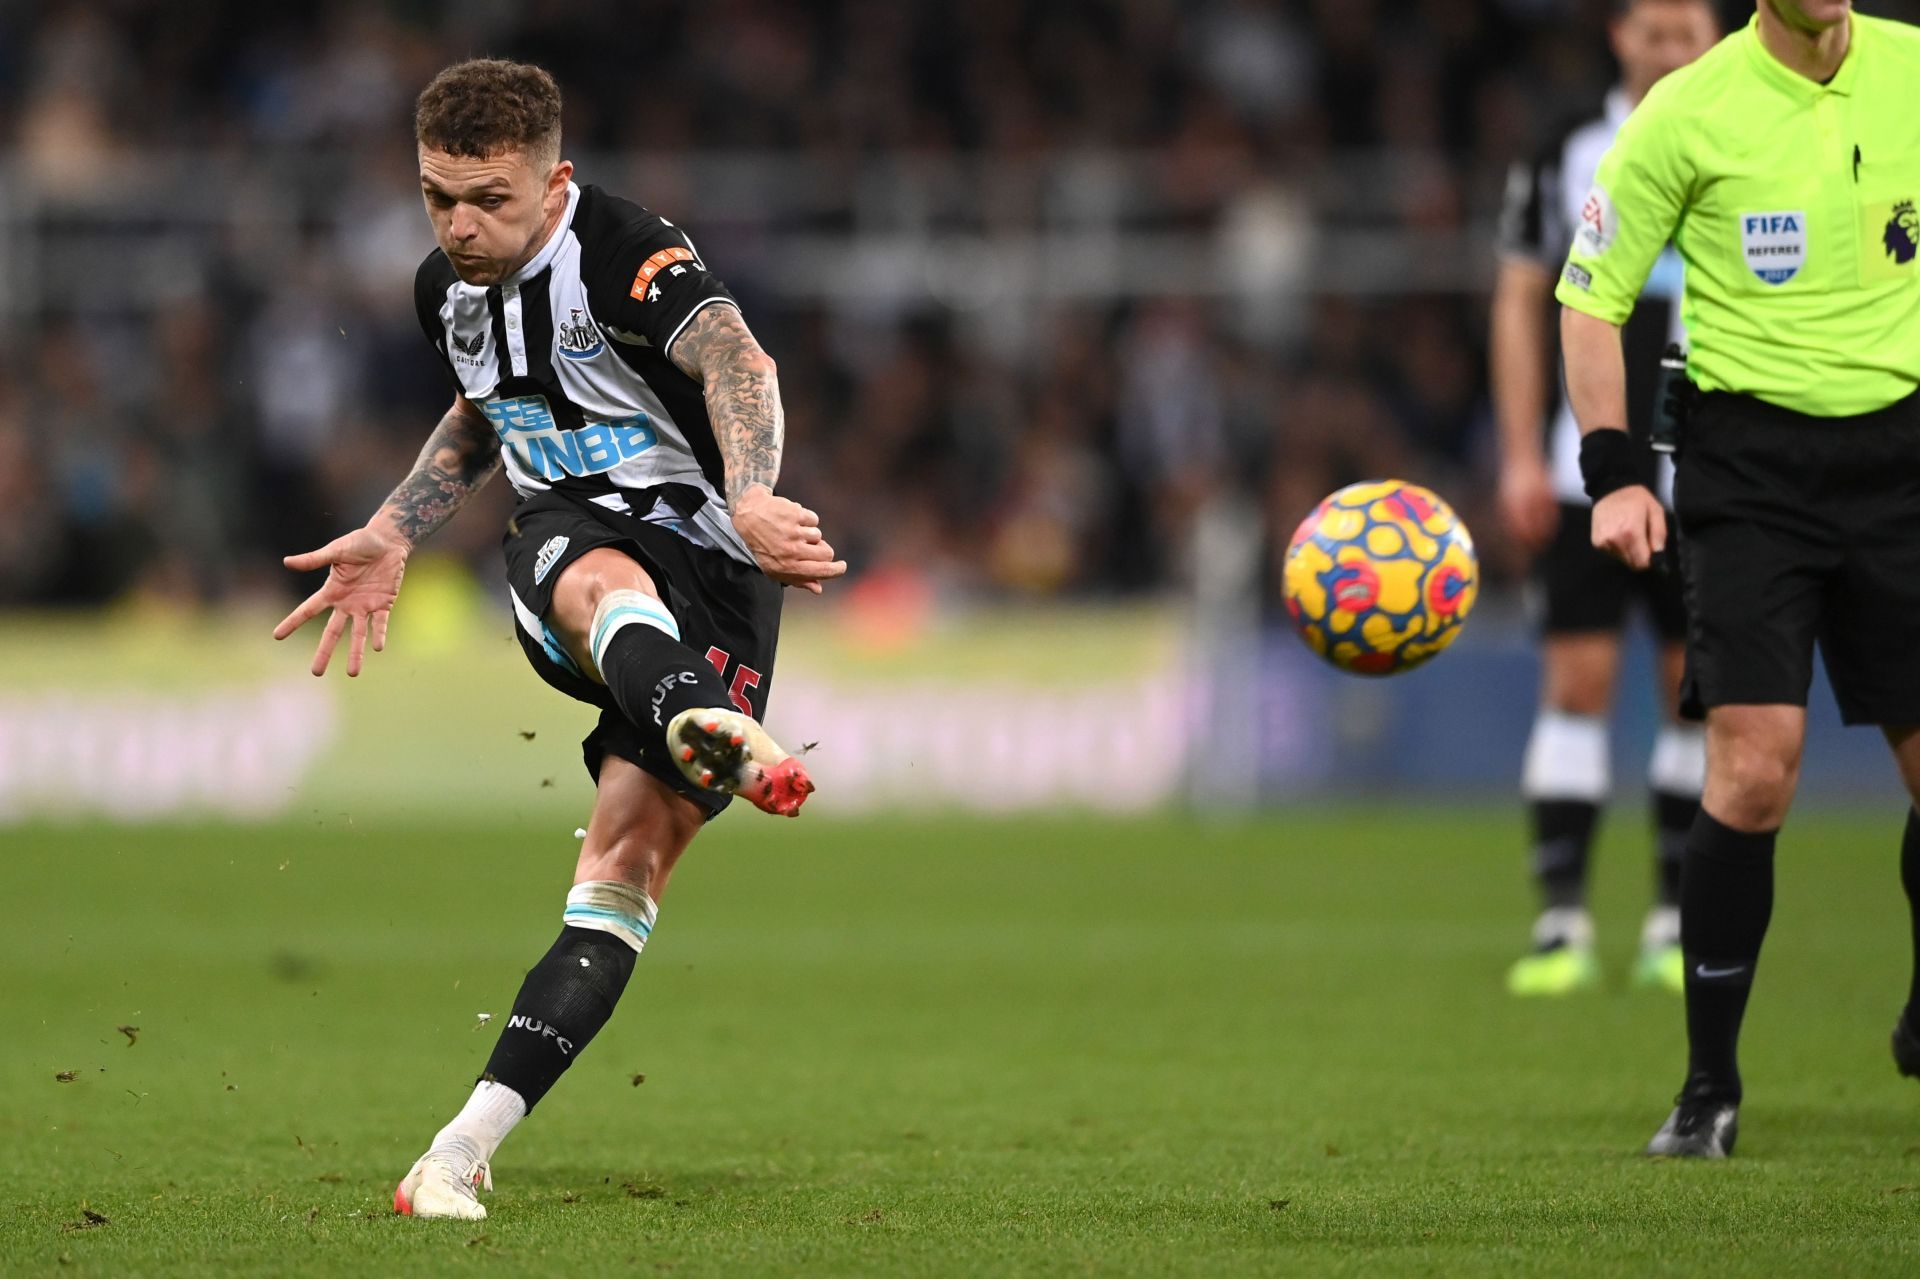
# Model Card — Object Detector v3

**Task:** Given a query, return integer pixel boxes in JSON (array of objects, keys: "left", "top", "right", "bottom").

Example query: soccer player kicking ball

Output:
[{"left": 274, "top": 59, "right": 844, "bottom": 1217}]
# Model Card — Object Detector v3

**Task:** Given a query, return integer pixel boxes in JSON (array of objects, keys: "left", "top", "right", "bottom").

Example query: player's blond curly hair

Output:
[{"left": 415, "top": 59, "right": 562, "bottom": 165}]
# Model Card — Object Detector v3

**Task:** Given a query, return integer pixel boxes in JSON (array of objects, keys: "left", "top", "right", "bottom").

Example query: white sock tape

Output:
[
  {"left": 1649, "top": 723, "right": 1706, "bottom": 797},
  {"left": 1522, "top": 711, "right": 1610, "bottom": 802},
  {"left": 589, "top": 589, "right": 679, "bottom": 674},
  {"left": 562, "top": 879, "right": 659, "bottom": 955}
]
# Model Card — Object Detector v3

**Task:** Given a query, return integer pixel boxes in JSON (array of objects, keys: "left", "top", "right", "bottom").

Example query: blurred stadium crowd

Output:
[{"left": 4, "top": 0, "right": 1906, "bottom": 611}]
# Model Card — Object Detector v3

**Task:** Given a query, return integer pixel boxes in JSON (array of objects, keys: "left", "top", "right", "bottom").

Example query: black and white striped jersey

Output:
[
  {"left": 1498, "top": 89, "right": 1683, "bottom": 504},
  {"left": 414, "top": 182, "right": 751, "bottom": 563}
]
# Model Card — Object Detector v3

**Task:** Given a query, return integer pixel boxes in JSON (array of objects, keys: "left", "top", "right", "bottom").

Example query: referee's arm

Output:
[
  {"left": 1561, "top": 309, "right": 1659, "bottom": 563},
  {"left": 1555, "top": 87, "right": 1692, "bottom": 571}
]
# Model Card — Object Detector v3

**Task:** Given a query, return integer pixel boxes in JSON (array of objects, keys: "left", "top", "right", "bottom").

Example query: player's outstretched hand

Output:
[
  {"left": 1498, "top": 456, "right": 1560, "bottom": 553},
  {"left": 273, "top": 527, "right": 410, "bottom": 677},
  {"left": 732, "top": 485, "right": 847, "bottom": 595},
  {"left": 1590, "top": 484, "right": 1666, "bottom": 572}
]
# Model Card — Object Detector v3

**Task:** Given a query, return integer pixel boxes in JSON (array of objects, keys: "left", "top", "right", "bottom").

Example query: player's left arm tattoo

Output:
[
  {"left": 669, "top": 303, "right": 783, "bottom": 506},
  {"left": 375, "top": 398, "right": 503, "bottom": 547}
]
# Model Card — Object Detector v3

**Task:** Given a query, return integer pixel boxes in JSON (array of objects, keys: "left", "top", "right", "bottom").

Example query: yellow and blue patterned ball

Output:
[{"left": 1282, "top": 479, "right": 1479, "bottom": 676}]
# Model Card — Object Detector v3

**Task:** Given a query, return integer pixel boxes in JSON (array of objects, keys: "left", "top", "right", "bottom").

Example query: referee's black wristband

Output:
[{"left": 1579, "top": 428, "right": 1642, "bottom": 501}]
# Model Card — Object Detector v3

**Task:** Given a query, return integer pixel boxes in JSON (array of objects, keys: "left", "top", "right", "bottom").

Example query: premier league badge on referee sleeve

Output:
[
  {"left": 1740, "top": 211, "right": 1806, "bottom": 286},
  {"left": 1575, "top": 185, "right": 1617, "bottom": 257}
]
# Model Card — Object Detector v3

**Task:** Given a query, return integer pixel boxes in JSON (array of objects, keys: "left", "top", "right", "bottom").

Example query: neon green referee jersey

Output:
[{"left": 1556, "top": 12, "right": 1920, "bottom": 418}]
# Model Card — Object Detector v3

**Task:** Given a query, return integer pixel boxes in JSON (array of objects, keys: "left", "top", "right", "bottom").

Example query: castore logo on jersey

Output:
[{"left": 449, "top": 330, "right": 487, "bottom": 365}]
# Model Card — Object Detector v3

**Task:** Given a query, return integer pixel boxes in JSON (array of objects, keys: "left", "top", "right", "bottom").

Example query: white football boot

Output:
[
  {"left": 394, "top": 1152, "right": 492, "bottom": 1220},
  {"left": 666, "top": 707, "right": 814, "bottom": 816}
]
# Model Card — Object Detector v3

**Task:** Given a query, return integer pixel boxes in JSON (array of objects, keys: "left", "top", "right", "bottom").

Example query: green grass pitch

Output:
[{"left": 4, "top": 805, "right": 1919, "bottom": 1276}]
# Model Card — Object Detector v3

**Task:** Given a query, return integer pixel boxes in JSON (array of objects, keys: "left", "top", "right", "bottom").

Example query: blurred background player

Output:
[{"left": 1490, "top": 0, "right": 1719, "bottom": 997}]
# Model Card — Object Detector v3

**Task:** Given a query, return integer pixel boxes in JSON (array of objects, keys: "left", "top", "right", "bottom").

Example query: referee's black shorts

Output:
[
  {"left": 1674, "top": 389, "right": 1920, "bottom": 726},
  {"left": 1534, "top": 501, "right": 1688, "bottom": 641},
  {"left": 502, "top": 486, "right": 783, "bottom": 816}
]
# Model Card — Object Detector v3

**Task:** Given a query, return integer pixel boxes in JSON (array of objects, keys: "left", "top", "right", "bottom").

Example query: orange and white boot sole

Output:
[{"left": 666, "top": 707, "right": 814, "bottom": 817}]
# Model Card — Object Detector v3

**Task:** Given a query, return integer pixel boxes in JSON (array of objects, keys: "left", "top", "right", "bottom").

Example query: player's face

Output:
[
  {"left": 1612, "top": 2, "right": 1718, "bottom": 98},
  {"left": 1763, "top": 0, "right": 1851, "bottom": 31},
  {"left": 419, "top": 146, "right": 573, "bottom": 286}
]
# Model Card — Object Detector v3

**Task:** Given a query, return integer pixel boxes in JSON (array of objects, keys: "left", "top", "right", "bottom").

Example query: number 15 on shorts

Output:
[{"left": 704, "top": 647, "right": 763, "bottom": 715}]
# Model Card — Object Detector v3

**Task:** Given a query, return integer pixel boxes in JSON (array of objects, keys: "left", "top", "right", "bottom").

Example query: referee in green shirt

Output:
[{"left": 1558, "top": 0, "right": 1920, "bottom": 1158}]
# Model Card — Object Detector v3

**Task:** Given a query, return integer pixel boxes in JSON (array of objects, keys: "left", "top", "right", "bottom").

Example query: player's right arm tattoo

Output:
[
  {"left": 376, "top": 400, "right": 503, "bottom": 547},
  {"left": 669, "top": 303, "right": 783, "bottom": 506}
]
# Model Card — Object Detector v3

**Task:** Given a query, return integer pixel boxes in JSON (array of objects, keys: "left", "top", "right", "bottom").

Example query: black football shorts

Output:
[
  {"left": 1534, "top": 500, "right": 1688, "bottom": 641},
  {"left": 1674, "top": 389, "right": 1920, "bottom": 725},
  {"left": 501, "top": 485, "right": 782, "bottom": 815}
]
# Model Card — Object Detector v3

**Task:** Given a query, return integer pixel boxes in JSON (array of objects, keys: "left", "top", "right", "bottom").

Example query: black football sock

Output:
[
  {"left": 1679, "top": 811, "right": 1777, "bottom": 1102},
  {"left": 481, "top": 924, "right": 638, "bottom": 1111},
  {"left": 1531, "top": 799, "right": 1601, "bottom": 912},
  {"left": 1652, "top": 789, "right": 1699, "bottom": 909},
  {"left": 589, "top": 591, "right": 733, "bottom": 749},
  {"left": 1902, "top": 809, "right": 1920, "bottom": 1022}
]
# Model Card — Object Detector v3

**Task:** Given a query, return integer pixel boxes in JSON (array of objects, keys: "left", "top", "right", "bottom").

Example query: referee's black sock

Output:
[
  {"left": 1680, "top": 811, "right": 1777, "bottom": 1102},
  {"left": 1901, "top": 809, "right": 1920, "bottom": 1022}
]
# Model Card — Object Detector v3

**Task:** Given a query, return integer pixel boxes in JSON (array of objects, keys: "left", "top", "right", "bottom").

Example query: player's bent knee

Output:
[
  {"left": 1704, "top": 707, "right": 1804, "bottom": 828},
  {"left": 548, "top": 550, "right": 660, "bottom": 653},
  {"left": 1706, "top": 746, "right": 1800, "bottom": 829},
  {"left": 1541, "top": 665, "right": 1612, "bottom": 717},
  {"left": 1543, "top": 683, "right": 1611, "bottom": 719},
  {"left": 1540, "top": 636, "right": 1618, "bottom": 717}
]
